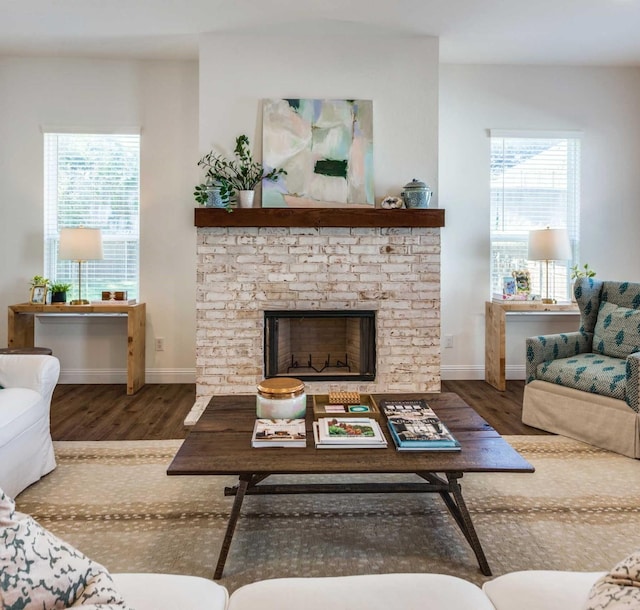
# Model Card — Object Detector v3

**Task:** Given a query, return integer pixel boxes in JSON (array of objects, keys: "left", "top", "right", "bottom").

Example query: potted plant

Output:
[
  {"left": 570, "top": 263, "right": 596, "bottom": 302},
  {"left": 29, "top": 275, "right": 49, "bottom": 288},
  {"left": 570, "top": 263, "right": 596, "bottom": 280},
  {"left": 194, "top": 134, "right": 286, "bottom": 209},
  {"left": 49, "top": 281, "right": 73, "bottom": 303}
]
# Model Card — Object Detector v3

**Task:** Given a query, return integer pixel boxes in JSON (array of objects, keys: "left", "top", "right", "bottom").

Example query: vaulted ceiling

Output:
[{"left": 2, "top": 0, "right": 640, "bottom": 65}]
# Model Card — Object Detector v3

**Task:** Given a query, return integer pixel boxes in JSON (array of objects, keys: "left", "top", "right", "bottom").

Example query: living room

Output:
[{"left": 2, "top": 2, "right": 640, "bottom": 609}]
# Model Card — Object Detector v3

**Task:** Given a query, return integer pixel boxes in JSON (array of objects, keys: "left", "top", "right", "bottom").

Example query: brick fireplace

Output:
[{"left": 190, "top": 208, "right": 444, "bottom": 423}]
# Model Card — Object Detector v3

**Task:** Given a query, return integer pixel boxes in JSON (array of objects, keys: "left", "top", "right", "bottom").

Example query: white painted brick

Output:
[
  {"left": 320, "top": 227, "right": 351, "bottom": 236},
  {"left": 350, "top": 245, "right": 381, "bottom": 255},
  {"left": 267, "top": 273, "right": 297, "bottom": 282},
  {"left": 196, "top": 225, "right": 442, "bottom": 395}
]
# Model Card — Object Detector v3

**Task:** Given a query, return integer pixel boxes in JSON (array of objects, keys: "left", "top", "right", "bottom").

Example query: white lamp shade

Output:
[
  {"left": 59, "top": 227, "right": 104, "bottom": 261},
  {"left": 527, "top": 228, "right": 571, "bottom": 261}
]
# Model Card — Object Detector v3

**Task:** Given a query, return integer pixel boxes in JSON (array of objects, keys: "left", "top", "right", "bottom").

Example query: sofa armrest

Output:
[
  {"left": 0, "top": 355, "right": 60, "bottom": 406},
  {"left": 483, "top": 570, "right": 605, "bottom": 610},
  {"left": 626, "top": 352, "right": 640, "bottom": 412},
  {"left": 112, "top": 574, "right": 228, "bottom": 610},
  {"left": 525, "top": 331, "right": 592, "bottom": 384}
]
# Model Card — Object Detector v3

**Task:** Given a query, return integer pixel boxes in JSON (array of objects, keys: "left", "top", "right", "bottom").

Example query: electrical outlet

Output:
[
  {"left": 443, "top": 335, "right": 454, "bottom": 349},
  {"left": 155, "top": 337, "right": 165, "bottom": 351}
]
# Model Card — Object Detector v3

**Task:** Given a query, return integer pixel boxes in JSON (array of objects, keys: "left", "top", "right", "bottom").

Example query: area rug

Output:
[{"left": 14, "top": 436, "right": 640, "bottom": 593}]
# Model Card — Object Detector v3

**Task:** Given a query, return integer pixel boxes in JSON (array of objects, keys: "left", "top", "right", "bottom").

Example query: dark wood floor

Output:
[{"left": 50, "top": 380, "right": 546, "bottom": 441}]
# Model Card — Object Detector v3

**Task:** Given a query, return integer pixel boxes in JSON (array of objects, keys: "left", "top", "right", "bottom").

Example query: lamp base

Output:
[{"left": 69, "top": 299, "right": 90, "bottom": 305}]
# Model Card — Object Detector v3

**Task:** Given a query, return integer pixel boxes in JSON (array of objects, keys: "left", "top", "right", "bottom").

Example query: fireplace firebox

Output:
[{"left": 264, "top": 310, "right": 376, "bottom": 382}]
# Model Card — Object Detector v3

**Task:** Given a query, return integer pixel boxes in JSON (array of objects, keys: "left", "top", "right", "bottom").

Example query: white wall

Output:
[
  {"left": 4, "top": 53, "right": 640, "bottom": 386},
  {"left": 198, "top": 32, "right": 439, "bottom": 204},
  {"left": 0, "top": 58, "right": 199, "bottom": 383},
  {"left": 439, "top": 65, "right": 640, "bottom": 379}
]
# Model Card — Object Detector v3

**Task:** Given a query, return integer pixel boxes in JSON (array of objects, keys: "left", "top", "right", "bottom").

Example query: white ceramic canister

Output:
[{"left": 256, "top": 377, "right": 306, "bottom": 419}]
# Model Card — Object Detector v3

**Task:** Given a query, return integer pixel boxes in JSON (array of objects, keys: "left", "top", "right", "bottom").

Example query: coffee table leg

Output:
[
  {"left": 442, "top": 473, "right": 492, "bottom": 577},
  {"left": 214, "top": 474, "right": 251, "bottom": 580}
]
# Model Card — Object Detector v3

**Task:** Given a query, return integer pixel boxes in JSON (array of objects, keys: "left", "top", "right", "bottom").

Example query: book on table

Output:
[
  {"left": 313, "top": 417, "right": 388, "bottom": 449},
  {"left": 251, "top": 418, "right": 307, "bottom": 448},
  {"left": 378, "top": 399, "right": 461, "bottom": 452}
]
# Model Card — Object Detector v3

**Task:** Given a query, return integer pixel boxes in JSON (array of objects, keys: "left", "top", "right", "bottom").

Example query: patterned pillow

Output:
[
  {"left": 0, "top": 489, "right": 132, "bottom": 609},
  {"left": 585, "top": 550, "right": 640, "bottom": 609},
  {"left": 593, "top": 302, "right": 640, "bottom": 359}
]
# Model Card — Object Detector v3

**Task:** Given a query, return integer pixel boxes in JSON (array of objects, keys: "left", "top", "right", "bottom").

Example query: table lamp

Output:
[
  {"left": 527, "top": 227, "right": 571, "bottom": 304},
  {"left": 58, "top": 227, "right": 104, "bottom": 305}
]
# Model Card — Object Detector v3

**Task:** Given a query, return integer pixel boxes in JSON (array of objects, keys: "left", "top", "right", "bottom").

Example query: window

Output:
[
  {"left": 44, "top": 132, "right": 140, "bottom": 301},
  {"left": 490, "top": 131, "right": 581, "bottom": 302}
]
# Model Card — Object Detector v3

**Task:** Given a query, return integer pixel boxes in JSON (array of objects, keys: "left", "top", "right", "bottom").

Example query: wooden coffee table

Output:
[{"left": 167, "top": 393, "right": 534, "bottom": 579}]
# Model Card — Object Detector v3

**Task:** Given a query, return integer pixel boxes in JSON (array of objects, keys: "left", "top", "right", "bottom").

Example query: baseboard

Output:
[
  {"left": 58, "top": 366, "right": 525, "bottom": 385},
  {"left": 58, "top": 368, "right": 196, "bottom": 384}
]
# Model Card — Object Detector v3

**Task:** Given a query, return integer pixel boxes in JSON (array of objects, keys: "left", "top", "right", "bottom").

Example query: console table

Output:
[
  {"left": 7, "top": 302, "right": 146, "bottom": 395},
  {"left": 485, "top": 300, "right": 580, "bottom": 391}
]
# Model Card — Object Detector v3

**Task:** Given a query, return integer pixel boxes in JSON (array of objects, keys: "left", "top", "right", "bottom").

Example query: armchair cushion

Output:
[
  {"left": 593, "top": 302, "right": 640, "bottom": 359},
  {"left": 536, "top": 353, "right": 627, "bottom": 402},
  {"left": 525, "top": 331, "right": 592, "bottom": 383}
]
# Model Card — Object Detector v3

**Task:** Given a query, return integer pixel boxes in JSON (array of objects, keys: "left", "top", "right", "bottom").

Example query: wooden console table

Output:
[
  {"left": 485, "top": 300, "right": 580, "bottom": 391},
  {"left": 7, "top": 302, "right": 146, "bottom": 395}
]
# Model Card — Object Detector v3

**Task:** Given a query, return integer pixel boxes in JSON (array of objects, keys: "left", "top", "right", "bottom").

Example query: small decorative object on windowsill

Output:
[
  {"left": 401, "top": 178, "right": 432, "bottom": 209},
  {"left": 194, "top": 134, "right": 287, "bottom": 211}
]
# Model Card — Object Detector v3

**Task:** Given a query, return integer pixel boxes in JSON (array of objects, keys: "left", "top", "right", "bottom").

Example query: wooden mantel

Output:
[{"left": 195, "top": 207, "right": 445, "bottom": 228}]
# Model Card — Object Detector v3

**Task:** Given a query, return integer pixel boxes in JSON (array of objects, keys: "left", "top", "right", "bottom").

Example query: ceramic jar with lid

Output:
[
  {"left": 401, "top": 178, "right": 433, "bottom": 209},
  {"left": 256, "top": 377, "right": 307, "bottom": 419}
]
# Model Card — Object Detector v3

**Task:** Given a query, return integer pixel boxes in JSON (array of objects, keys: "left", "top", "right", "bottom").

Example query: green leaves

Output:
[
  {"left": 571, "top": 263, "right": 596, "bottom": 280},
  {"left": 194, "top": 134, "right": 287, "bottom": 205}
]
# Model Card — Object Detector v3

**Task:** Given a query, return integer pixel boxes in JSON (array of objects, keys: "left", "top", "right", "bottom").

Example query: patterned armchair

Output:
[{"left": 523, "top": 278, "right": 640, "bottom": 458}]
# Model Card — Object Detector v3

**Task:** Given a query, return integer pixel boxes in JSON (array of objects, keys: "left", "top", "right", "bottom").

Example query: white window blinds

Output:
[
  {"left": 490, "top": 132, "right": 581, "bottom": 301},
  {"left": 44, "top": 133, "right": 140, "bottom": 301}
]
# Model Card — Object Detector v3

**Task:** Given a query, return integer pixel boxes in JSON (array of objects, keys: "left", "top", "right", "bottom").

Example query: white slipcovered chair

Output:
[{"left": 0, "top": 354, "right": 60, "bottom": 498}]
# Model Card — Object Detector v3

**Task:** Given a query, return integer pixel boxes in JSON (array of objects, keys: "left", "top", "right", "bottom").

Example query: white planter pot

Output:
[{"left": 238, "top": 190, "right": 256, "bottom": 208}]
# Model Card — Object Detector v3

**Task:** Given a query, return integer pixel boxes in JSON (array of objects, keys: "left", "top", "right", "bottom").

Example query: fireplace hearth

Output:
[{"left": 264, "top": 310, "right": 375, "bottom": 382}]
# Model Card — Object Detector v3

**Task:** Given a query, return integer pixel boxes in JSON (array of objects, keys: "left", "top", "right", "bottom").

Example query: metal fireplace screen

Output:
[{"left": 264, "top": 310, "right": 376, "bottom": 382}]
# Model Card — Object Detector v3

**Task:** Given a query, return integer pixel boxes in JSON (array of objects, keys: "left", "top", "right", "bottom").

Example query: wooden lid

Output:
[{"left": 257, "top": 377, "right": 305, "bottom": 397}]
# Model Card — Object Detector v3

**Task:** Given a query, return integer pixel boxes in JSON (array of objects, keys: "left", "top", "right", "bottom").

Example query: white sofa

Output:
[
  {"left": 0, "top": 354, "right": 60, "bottom": 498},
  {"left": 113, "top": 570, "right": 606, "bottom": 610}
]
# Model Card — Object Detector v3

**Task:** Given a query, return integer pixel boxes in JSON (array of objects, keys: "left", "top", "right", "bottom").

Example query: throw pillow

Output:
[
  {"left": 0, "top": 489, "right": 133, "bottom": 610},
  {"left": 584, "top": 550, "right": 640, "bottom": 609},
  {"left": 593, "top": 302, "right": 640, "bottom": 359}
]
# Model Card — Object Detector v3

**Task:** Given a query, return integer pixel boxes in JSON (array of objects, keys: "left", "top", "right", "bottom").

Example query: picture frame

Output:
[
  {"left": 512, "top": 269, "right": 531, "bottom": 294},
  {"left": 29, "top": 285, "right": 48, "bottom": 305}
]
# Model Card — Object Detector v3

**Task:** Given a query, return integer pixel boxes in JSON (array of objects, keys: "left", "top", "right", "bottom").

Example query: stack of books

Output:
[
  {"left": 379, "top": 399, "right": 461, "bottom": 452},
  {"left": 251, "top": 418, "right": 307, "bottom": 448},
  {"left": 312, "top": 417, "right": 387, "bottom": 449}
]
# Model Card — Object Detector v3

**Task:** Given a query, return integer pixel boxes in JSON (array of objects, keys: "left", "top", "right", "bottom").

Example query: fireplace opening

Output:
[{"left": 264, "top": 310, "right": 376, "bottom": 382}]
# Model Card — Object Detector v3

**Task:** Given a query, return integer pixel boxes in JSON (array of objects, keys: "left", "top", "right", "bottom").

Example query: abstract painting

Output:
[{"left": 262, "top": 99, "right": 374, "bottom": 208}]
